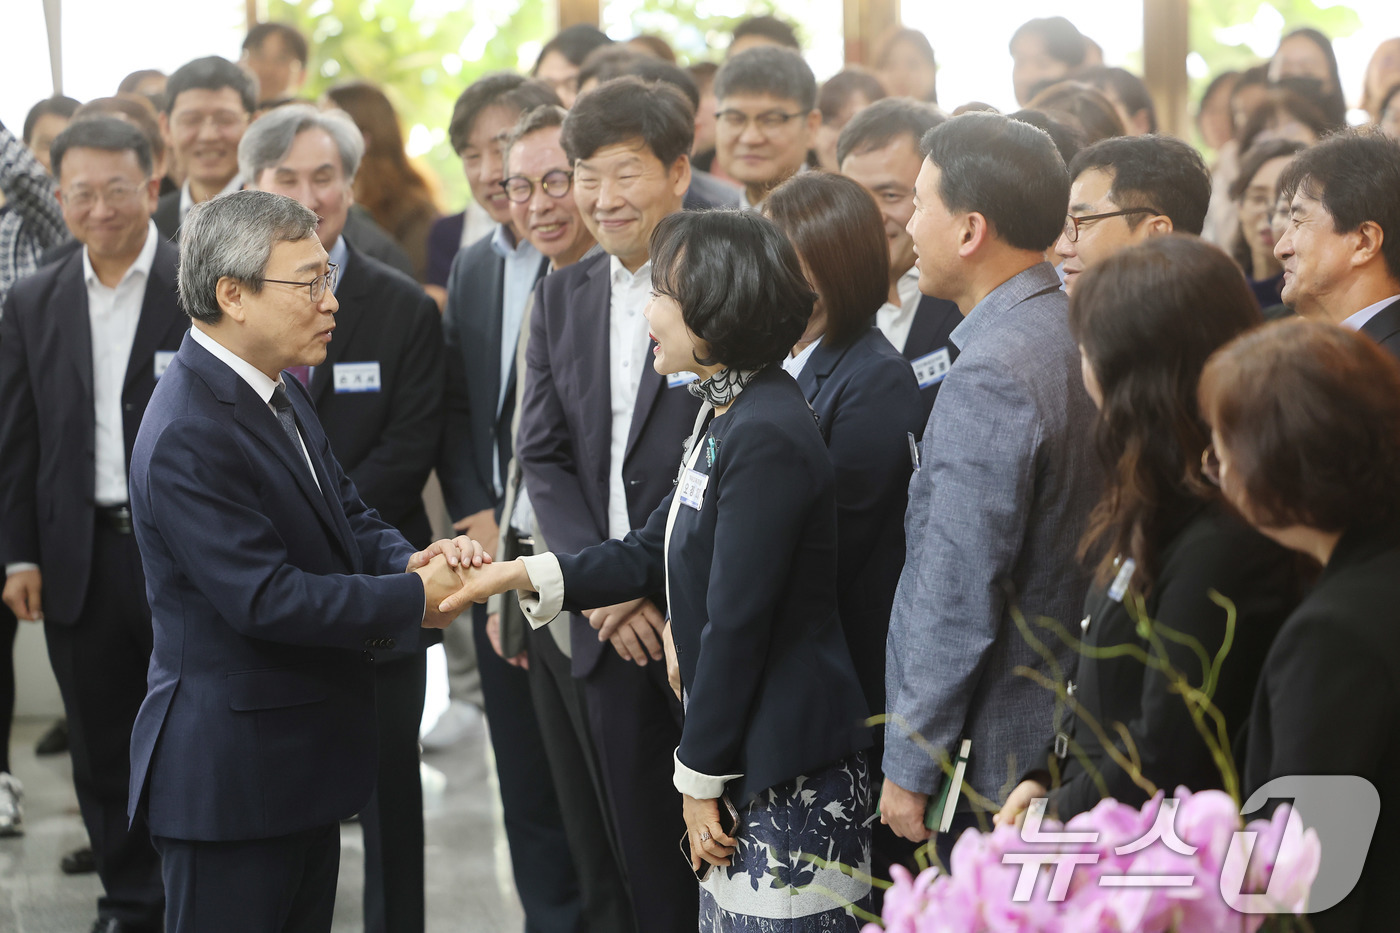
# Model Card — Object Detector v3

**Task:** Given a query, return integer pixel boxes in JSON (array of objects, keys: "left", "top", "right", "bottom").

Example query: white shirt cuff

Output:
[
  {"left": 5, "top": 562, "right": 38, "bottom": 577},
  {"left": 672, "top": 748, "right": 743, "bottom": 799},
  {"left": 517, "top": 553, "right": 564, "bottom": 629}
]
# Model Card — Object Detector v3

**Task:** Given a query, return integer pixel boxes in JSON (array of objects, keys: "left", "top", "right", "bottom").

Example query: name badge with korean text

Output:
[
  {"left": 334, "top": 361, "right": 382, "bottom": 393},
  {"left": 912, "top": 348, "right": 952, "bottom": 389},
  {"left": 678, "top": 468, "right": 709, "bottom": 511},
  {"left": 1108, "top": 558, "right": 1137, "bottom": 603},
  {"left": 667, "top": 371, "right": 699, "bottom": 389},
  {"left": 154, "top": 350, "right": 176, "bottom": 380}
]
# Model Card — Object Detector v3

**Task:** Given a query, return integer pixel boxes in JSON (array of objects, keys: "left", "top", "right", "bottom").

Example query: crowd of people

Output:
[{"left": 1, "top": 10, "right": 1400, "bottom": 933}]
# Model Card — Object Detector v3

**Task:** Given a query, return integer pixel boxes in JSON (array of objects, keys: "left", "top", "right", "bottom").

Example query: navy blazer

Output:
[
  {"left": 902, "top": 293, "right": 963, "bottom": 422},
  {"left": 127, "top": 332, "right": 426, "bottom": 841},
  {"left": 439, "top": 233, "right": 548, "bottom": 520},
  {"left": 516, "top": 250, "right": 703, "bottom": 676},
  {"left": 1359, "top": 297, "right": 1400, "bottom": 365},
  {"left": 794, "top": 327, "right": 922, "bottom": 717},
  {"left": 309, "top": 240, "right": 443, "bottom": 549},
  {"left": 550, "top": 367, "right": 870, "bottom": 803},
  {"left": 0, "top": 239, "right": 187, "bottom": 624}
]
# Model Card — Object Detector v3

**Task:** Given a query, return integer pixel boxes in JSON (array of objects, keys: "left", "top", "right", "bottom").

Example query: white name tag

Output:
[
  {"left": 334, "top": 361, "right": 381, "bottom": 393},
  {"left": 1108, "top": 558, "right": 1137, "bottom": 603},
  {"left": 912, "top": 348, "right": 952, "bottom": 389},
  {"left": 677, "top": 468, "right": 709, "bottom": 510},
  {"left": 667, "top": 371, "right": 699, "bottom": 389},
  {"left": 154, "top": 350, "right": 176, "bottom": 380}
]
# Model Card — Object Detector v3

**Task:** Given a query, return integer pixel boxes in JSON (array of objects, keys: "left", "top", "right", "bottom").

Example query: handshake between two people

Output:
[{"left": 404, "top": 536, "right": 536, "bottom": 628}]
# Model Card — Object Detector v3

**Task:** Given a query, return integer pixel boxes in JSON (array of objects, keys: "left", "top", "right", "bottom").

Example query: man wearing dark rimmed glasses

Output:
[
  {"left": 1053, "top": 134, "right": 1211, "bottom": 295},
  {"left": 713, "top": 46, "right": 820, "bottom": 210}
]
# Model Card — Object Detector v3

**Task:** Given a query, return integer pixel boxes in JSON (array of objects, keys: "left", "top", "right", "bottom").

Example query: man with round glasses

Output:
[{"left": 1053, "top": 134, "right": 1211, "bottom": 295}]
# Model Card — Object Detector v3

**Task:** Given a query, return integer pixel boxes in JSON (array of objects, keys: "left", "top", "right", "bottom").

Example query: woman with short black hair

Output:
[{"left": 443, "top": 209, "right": 874, "bottom": 932}]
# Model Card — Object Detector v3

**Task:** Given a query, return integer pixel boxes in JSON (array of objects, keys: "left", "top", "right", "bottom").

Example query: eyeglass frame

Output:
[
  {"left": 263, "top": 262, "right": 339, "bottom": 303},
  {"left": 61, "top": 179, "right": 152, "bottom": 212},
  {"left": 500, "top": 169, "right": 574, "bottom": 204},
  {"left": 714, "top": 108, "right": 808, "bottom": 134},
  {"left": 1063, "top": 208, "right": 1163, "bottom": 243}
]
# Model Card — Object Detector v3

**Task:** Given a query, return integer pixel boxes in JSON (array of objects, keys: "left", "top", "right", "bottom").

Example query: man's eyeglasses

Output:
[
  {"left": 1063, "top": 208, "right": 1162, "bottom": 243},
  {"left": 63, "top": 181, "right": 149, "bottom": 212},
  {"left": 501, "top": 170, "right": 574, "bottom": 204},
  {"left": 264, "top": 262, "right": 339, "bottom": 303},
  {"left": 715, "top": 109, "right": 806, "bottom": 133}
]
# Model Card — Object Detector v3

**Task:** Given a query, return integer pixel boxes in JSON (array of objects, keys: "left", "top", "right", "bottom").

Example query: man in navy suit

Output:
[
  {"left": 0, "top": 118, "right": 181, "bottom": 933},
  {"left": 126, "top": 189, "right": 468, "bottom": 933},
  {"left": 242, "top": 104, "right": 445, "bottom": 933},
  {"left": 838, "top": 98, "right": 964, "bottom": 421},
  {"left": 517, "top": 76, "right": 703, "bottom": 932}
]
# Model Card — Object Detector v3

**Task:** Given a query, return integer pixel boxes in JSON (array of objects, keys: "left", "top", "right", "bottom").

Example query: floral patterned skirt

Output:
[{"left": 698, "top": 752, "right": 873, "bottom": 933}]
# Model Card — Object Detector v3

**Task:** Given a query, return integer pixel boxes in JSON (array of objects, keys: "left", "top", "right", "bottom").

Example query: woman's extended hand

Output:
[
  {"left": 436, "top": 557, "right": 534, "bottom": 616},
  {"left": 682, "top": 793, "right": 737, "bottom": 873},
  {"left": 994, "top": 778, "right": 1049, "bottom": 829}
]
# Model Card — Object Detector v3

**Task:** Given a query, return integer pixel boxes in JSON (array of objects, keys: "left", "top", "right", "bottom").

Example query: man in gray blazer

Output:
[{"left": 881, "top": 112, "right": 1102, "bottom": 858}]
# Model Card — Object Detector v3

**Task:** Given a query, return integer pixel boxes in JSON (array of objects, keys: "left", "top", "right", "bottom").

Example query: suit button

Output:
[
  {"left": 124, "top": 403, "right": 134, "bottom": 412},
  {"left": 384, "top": 639, "right": 396, "bottom": 649},
  {"left": 364, "top": 640, "right": 376, "bottom": 648}
]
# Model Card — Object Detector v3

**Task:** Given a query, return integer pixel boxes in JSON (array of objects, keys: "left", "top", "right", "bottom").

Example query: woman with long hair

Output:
[{"left": 1229, "top": 138, "right": 1305, "bottom": 311}]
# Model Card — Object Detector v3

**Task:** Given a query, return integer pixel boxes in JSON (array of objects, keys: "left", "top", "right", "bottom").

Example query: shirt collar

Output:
[
  {"left": 609, "top": 254, "right": 651, "bottom": 288},
  {"left": 179, "top": 175, "right": 244, "bottom": 218},
  {"left": 82, "top": 220, "right": 159, "bottom": 290},
  {"left": 1341, "top": 294, "right": 1400, "bottom": 331},
  {"left": 189, "top": 324, "right": 283, "bottom": 406},
  {"left": 949, "top": 261, "right": 1062, "bottom": 352},
  {"left": 782, "top": 335, "right": 823, "bottom": 378},
  {"left": 896, "top": 266, "right": 922, "bottom": 312}
]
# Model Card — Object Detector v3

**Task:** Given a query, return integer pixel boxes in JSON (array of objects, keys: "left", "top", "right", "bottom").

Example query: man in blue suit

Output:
[{"left": 127, "top": 189, "right": 468, "bottom": 933}]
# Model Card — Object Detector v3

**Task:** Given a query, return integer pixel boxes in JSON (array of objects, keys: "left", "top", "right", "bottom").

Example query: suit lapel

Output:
[
  {"left": 121, "top": 243, "right": 184, "bottom": 393},
  {"left": 795, "top": 339, "right": 849, "bottom": 403},
  {"left": 292, "top": 391, "right": 359, "bottom": 565},
  {"left": 1360, "top": 297, "right": 1400, "bottom": 346},
  {"left": 54, "top": 253, "right": 95, "bottom": 405},
  {"left": 572, "top": 258, "right": 614, "bottom": 479}
]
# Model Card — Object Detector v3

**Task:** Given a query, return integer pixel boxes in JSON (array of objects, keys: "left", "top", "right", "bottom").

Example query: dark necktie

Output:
[{"left": 270, "top": 383, "right": 308, "bottom": 466}]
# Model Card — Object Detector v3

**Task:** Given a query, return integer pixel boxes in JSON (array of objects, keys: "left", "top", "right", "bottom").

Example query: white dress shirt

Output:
[
  {"left": 1341, "top": 294, "right": 1400, "bottom": 332},
  {"left": 178, "top": 175, "right": 245, "bottom": 222},
  {"left": 189, "top": 326, "right": 320, "bottom": 491},
  {"left": 782, "top": 336, "right": 823, "bottom": 380},
  {"left": 875, "top": 267, "right": 923, "bottom": 354},
  {"left": 461, "top": 200, "right": 495, "bottom": 251},
  {"left": 88, "top": 220, "right": 159, "bottom": 506},
  {"left": 606, "top": 256, "right": 654, "bottom": 541}
]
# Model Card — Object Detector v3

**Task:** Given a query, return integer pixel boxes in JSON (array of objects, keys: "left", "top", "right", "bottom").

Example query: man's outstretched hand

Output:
[{"left": 416, "top": 554, "right": 470, "bottom": 628}]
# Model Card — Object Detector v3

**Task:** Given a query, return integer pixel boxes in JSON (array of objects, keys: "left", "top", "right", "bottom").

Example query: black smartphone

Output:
[{"left": 679, "top": 794, "right": 741, "bottom": 881}]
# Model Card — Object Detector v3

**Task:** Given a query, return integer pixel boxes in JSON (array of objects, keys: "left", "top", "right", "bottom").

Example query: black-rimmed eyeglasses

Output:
[
  {"left": 1063, "top": 208, "right": 1162, "bottom": 243},
  {"left": 264, "top": 262, "right": 339, "bottom": 303},
  {"left": 501, "top": 170, "right": 574, "bottom": 204}
]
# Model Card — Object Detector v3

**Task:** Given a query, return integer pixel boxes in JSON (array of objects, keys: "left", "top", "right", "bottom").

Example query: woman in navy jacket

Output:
[{"left": 443, "top": 210, "right": 873, "bottom": 931}]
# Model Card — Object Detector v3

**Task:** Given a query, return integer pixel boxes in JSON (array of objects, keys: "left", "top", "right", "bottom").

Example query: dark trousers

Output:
[
  {"left": 471, "top": 605, "right": 584, "bottom": 933},
  {"left": 44, "top": 523, "right": 163, "bottom": 928},
  {"left": 155, "top": 823, "right": 340, "bottom": 933},
  {"left": 1, "top": 601, "right": 15, "bottom": 774},
  {"left": 361, "top": 651, "right": 427, "bottom": 933},
  {"left": 527, "top": 624, "right": 635, "bottom": 933},
  {"left": 580, "top": 649, "right": 697, "bottom": 933}
]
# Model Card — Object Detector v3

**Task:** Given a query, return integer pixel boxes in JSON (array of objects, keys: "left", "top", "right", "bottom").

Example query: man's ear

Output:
[
  {"left": 956, "top": 211, "right": 992, "bottom": 259},
  {"left": 1145, "top": 215, "right": 1174, "bottom": 237},
  {"left": 804, "top": 108, "right": 821, "bottom": 144},
  {"left": 669, "top": 153, "right": 692, "bottom": 197},
  {"left": 216, "top": 276, "right": 249, "bottom": 323},
  {"left": 1352, "top": 220, "right": 1386, "bottom": 270}
]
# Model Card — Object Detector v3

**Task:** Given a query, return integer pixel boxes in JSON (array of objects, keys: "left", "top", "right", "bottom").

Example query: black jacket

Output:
[
  {"left": 902, "top": 293, "right": 963, "bottom": 422},
  {"left": 1359, "top": 297, "right": 1400, "bottom": 365}
]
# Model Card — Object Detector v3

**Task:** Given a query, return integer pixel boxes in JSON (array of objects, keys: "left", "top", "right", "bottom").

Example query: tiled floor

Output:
[{"left": 0, "top": 716, "right": 526, "bottom": 932}]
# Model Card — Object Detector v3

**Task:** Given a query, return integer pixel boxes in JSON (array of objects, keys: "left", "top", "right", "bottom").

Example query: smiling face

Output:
[
  {"left": 841, "top": 133, "right": 924, "bottom": 281},
  {"left": 252, "top": 128, "right": 353, "bottom": 253},
  {"left": 714, "top": 91, "right": 817, "bottom": 193},
  {"left": 1274, "top": 189, "right": 1358, "bottom": 320},
  {"left": 506, "top": 125, "right": 594, "bottom": 267},
  {"left": 459, "top": 104, "right": 518, "bottom": 225},
  {"left": 905, "top": 159, "right": 968, "bottom": 305},
  {"left": 643, "top": 285, "right": 710, "bottom": 376},
  {"left": 57, "top": 146, "right": 160, "bottom": 263},
  {"left": 165, "top": 87, "right": 250, "bottom": 194},
  {"left": 1055, "top": 167, "right": 1158, "bottom": 295},
  {"left": 572, "top": 137, "right": 689, "bottom": 272},
  {"left": 226, "top": 236, "right": 339, "bottom": 376}
]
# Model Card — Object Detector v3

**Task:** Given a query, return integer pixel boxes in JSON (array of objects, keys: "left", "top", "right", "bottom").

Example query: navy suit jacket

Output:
[
  {"left": 683, "top": 171, "right": 741, "bottom": 211},
  {"left": 902, "top": 293, "right": 963, "bottom": 422},
  {"left": 127, "top": 332, "right": 426, "bottom": 841},
  {"left": 439, "top": 233, "right": 548, "bottom": 520},
  {"left": 1359, "top": 297, "right": 1400, "bottom": 365},
  {"left": 550, "top": 368, "right": 870, "bottom": 803},
  {"left": 0, "top": 239, "right": 187, "bottom": 624},
  {"left": 795, "top": 327, "right": 923, "bottom": 717},
  {"left": 309, "top": 241, "right": 443, "bottom": 550},
  {"left": 516, "top": 250, "right": 702, "bottom": 676}
]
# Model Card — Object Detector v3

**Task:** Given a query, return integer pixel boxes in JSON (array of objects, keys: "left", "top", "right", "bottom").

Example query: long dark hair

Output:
[{"left": 1068, "top": 236, "right": 1262, "bottom": 591}]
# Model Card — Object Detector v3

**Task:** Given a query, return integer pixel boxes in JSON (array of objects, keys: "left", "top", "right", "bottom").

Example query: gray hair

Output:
[
  {"left": 237, "top": 104, "right": 365, "bottom": 184},
  {"left": 178, "top": 189, "right": 319, "bottom": 324}
]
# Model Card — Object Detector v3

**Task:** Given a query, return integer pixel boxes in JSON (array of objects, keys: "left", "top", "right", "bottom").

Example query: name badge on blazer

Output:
[
  {"left": 153, "top": 350, "right": 176, "bottom": 380},
  {"left": 667, "top": 371, "right": 699, "bottom": 389},
  {"left": 678, "top": 468, "right": 709, "bottom": 510},
  {"left": 334, "top": 361, "right": 382, "bottom": 393},
  {"left": 912, "top": 348, "right": 952, "bottom": 389}
]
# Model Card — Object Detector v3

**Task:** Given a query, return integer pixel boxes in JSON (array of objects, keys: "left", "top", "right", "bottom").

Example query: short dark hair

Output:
[
  {"left": 50, "top": 117, "right": 154, "bottom": 178},
  {"left": 1199, "top": 317, "right": 1400, "bottom": 532},
  {"left": 818, "top": 69, "right": 887, "bottom": 125},
  {"left": 649, "top": 210, "right": 815, "bottom": 371},
  {"left": 920, "top": 112, "right": 1069, "bottom": 252},
  {"left": 561, "top": 76, "right": 693, "bottom": 166},
  {"left": 687, "top": 61, "right": 719, "bottom": 92},
  {"left": 764, "top": 173, "right": 889, "bottom": 348},
  {"left": 628, "top": 34, "right": 676, "bottom": 62},
  {"left": 533, "top": 24, "right": 612, "bottom": 71},
  {"left": 715, "top": 47, "right": 816, "bottom": 112},
  {"left": 1068, "top": 134, "right": 1211, "bottom": 235},
  {"left": 731, "top": 15, "right": 800, "bottom": 51},
  {"left": 1277, "top": 128, "right": 1400, "bottom": 283},
  {"left": 74, "top": 96, "right": 167, "bottom": 163},
  {"left": 837, "top": 97, "right": 945, "bottom": 166},
  {"left": 1237, "top": 86, "right": 1331, "bottom": 155},
  {"left": 1076, "top": 66, "right": 1157, "bottom": 133},
  {"left": 242, "top": 22, "right": 310, "bottom": 66},
  {"left": 448, "top": 73, "right": 560, "bottom": 154},
  {"left": 1009, "top": 17, "right": 1087, "bottom": 68},
  {"left": 1008, "top": 108, "right": 1085, "bottom": 165},
  {"left": 165, "top": 56, "right": 257, "bottom": 115},
  {"left": 1027, "top": 81, "right": 1125, "bottom": 144},
  {"left": 118, "top": 69, "right": 166, "bottom": 94},
  {"left": 579, "top": 49, "right": 700, "bottom": 111},
  {"left": 22, "top": 95, "right": 80, "bottom": 144}
]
